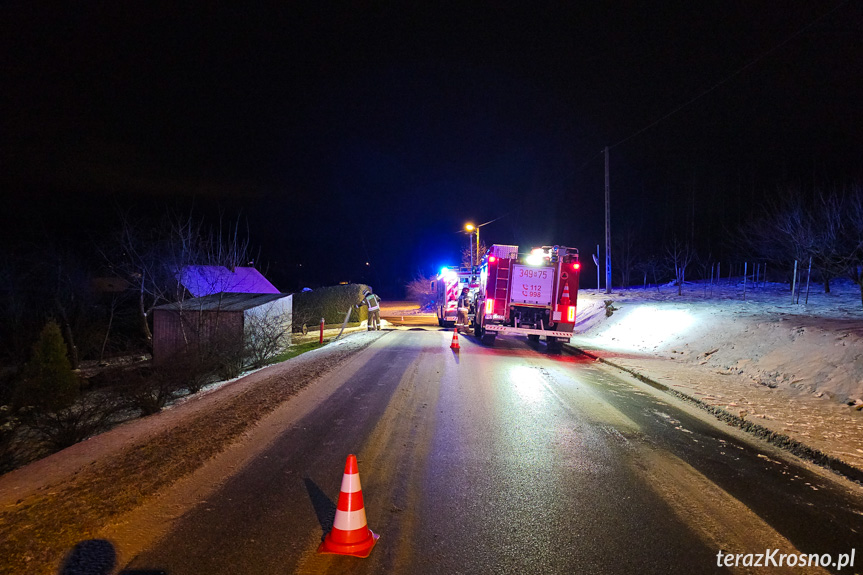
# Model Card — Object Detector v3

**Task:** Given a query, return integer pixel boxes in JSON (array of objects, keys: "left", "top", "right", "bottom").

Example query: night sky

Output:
[{"left": 3, "top": 2, "right": 862, "bottom": 296}]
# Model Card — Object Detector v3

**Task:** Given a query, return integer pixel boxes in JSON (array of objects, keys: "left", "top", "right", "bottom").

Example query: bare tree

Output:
[
  {"left": 740, "top": 186, "right": 852, "bottom": 293},
  {"left": 406, "top": 273, "right": 436, "bottom": 308},
  {"left": 613, "top": 226, "right": 639, "bottom": 288},
  {"left": 838, "top": 185, "right": 863, "bottom": 308},
  {"left": 634, "top": 254, "right": 664, "bottom": 291},
  {"left": 666, "top": 236, "right": 696, "bottom": 296},
  {"left": 102, "top": 211, "right": 180, "bottom": 349},
  {"left": 461, "top": 241, "right": 488, "bottom": 270},
  {"left": 102, "top": 208, "right": 257, "bottom": 352},
  {"left": 694, "top": 251, "right": 714, "bottom": 285}
]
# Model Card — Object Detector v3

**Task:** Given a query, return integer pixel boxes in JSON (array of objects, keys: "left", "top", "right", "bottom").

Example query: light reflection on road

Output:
[{"left": 508, "top": 365, "right": 546, "bottom": 405}]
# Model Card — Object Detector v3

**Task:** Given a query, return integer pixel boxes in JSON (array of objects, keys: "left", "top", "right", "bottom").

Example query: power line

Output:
[
  {"left": 609, "top": 0, "right": 850, "bottom": 150},
  {"left": 485, "top": 2, "right": 850, "bottom": 235}
]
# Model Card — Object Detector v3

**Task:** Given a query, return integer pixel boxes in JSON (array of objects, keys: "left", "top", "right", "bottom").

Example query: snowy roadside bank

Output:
[{"left": 569, "top": 281, "right": 863, "bottom": 479}]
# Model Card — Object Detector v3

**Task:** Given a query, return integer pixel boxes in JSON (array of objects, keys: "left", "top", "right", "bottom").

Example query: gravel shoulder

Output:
[{"left": 0, "top": 331, "right": 387, "bottom": 575}]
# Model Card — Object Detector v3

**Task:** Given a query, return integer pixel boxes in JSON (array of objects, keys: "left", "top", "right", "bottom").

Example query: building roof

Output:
[
  {"left": 178, "top": 266, "right": 280, "bottom": 297},
  {"left": 154, "top": 292, "right": 291, "bottom": 313}
]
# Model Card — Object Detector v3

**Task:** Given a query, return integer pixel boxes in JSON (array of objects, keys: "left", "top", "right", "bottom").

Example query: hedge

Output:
[{"left": 292, "top": 284, "right": 371, "bottom": 331}]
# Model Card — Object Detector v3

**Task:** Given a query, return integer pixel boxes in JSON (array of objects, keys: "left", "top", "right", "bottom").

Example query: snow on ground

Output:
[{"left": 571, "top": 279, "right": 863, "bottom": 473}]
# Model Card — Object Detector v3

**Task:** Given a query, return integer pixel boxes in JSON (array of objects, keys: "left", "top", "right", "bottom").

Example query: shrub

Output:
[
  {"left": 244, "top": 305, "right": 292, "bottom": 369},
  {"left": 406, "top": 274, "right": 436, "bottom": 308},
  {"left": 0, "top": 404, "right": 21, "bottom": 473},
  {"left": 116, "top": 366, "right": 185, "bottom": 416},
  {"left": 292, "top": 284, "right": 370, "bottom": 331},
  {"left": 16, "top": 321, "right": 80, "bottom": 412},
  {"left": 27, "top": 392, "right": 123, "bottom": 450},
  {"left": 173, "top": 351, "right": 219, "bottom": 394}
]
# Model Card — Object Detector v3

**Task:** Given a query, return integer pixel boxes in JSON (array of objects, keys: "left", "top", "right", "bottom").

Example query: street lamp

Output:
[
  {"left": 463, "top": 218, "right": 501, "bottom": 272},
  {"left": 464, "top": 223, "right": 479, "bottom": 270}
]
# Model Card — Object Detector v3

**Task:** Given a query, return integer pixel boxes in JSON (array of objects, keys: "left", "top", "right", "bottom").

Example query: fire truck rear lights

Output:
[
  {"left": 567, "top": 305, "right": 576, "bottom": 322},
  {"left": 489, "top": 256, "right": 496, "bottom": 263},
  {"left": 573, "top": 263, "right": 581, "bottom": 270},
  {"left": 485, "top": 300, "right": 494, "bottom": 314}
]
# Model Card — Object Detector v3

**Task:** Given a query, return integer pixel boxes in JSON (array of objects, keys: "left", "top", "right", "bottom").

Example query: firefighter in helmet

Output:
[
  {"left": 456, "top": 286, "right": 470, "bottom": 333},
  {"left": 356, "top": 289, "right": 382, "bottom": 331}
]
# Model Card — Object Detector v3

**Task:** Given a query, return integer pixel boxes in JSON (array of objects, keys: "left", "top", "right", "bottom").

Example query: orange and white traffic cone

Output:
[
  {"left": 450, "top": 328, "right": 460, "bottom": 350},
  {"left": 560, "top": 282, "right": 571, "bottom": 307},
  {"left": 318, "top": 454, "right": 379, "bottom": 558}
]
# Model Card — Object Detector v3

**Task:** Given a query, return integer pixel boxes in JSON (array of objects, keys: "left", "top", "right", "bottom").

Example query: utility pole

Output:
[
  {"left": 475, "top": 226, "right": 480, "bottom": 269},
  {"left": 605, "top": 146, "right": 612, "bottom": 294}
]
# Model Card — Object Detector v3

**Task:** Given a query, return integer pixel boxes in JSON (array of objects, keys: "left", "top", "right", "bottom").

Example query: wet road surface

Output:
[{"left": 123, "top": 329, "right": 863, "bottom": 574}]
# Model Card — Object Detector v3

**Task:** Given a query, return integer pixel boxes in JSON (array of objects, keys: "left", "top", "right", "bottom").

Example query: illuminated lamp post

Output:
[{"left": 464, "top": 223, "right": 478, "bottom": 270}]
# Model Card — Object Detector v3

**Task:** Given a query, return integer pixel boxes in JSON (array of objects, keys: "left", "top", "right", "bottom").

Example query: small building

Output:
[
  {"left": 178, "top": 266, "right": 280, "bottom": 298},
  {"left": 153, "top": 292, "right": 292, "bottom": 366}
]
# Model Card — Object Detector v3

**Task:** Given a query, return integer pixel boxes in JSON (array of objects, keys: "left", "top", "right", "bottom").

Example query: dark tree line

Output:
[
  {"left": 740, "top": 184, "right": 863, "bottom": 304},
  {"left": 609, "top": 181, "right": 863, "bottom": 307}
]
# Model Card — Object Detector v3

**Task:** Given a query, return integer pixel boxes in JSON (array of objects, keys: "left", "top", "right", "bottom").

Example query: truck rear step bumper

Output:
[{"left": 484, "top": 324, "right": 572, "bottom": 339}]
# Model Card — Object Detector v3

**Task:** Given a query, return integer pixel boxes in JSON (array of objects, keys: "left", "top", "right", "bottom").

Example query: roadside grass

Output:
[{"left": 269, "top": 341, "right": 325, "bottom": 364}]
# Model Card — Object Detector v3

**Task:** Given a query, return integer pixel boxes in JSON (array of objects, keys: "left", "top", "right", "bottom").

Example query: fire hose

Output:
[{"left": 331, "top": 306, "right": 354, "bottom": 342}]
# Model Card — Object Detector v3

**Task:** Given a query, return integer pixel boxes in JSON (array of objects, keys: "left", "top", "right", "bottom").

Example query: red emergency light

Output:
[
  {"left": 573, "top": 262, "right": 580, "bottom": 270},
  {"left": 489, "top": 256, "right": 497, "bottom": 263}
]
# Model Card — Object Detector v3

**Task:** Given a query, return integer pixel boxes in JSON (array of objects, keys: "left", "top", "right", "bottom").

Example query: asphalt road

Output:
[{"left": 123, "top": 329, "right": 863, "bottom": 575}]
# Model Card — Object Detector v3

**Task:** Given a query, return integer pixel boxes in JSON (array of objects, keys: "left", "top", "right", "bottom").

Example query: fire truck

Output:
[
  {"left": 473, "top": 244, "right": 580, "bottom": 350},
  {"left": 432, "top": 267, "right": 480, "bottom": 327}
]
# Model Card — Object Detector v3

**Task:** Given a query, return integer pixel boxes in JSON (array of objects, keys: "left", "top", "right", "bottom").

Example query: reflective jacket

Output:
[
  {"left": 457, "top": 292, "right": 470, "bottom": 309},
  {"left": 362, "top": 294, "right": 380, "bottom": 311}
]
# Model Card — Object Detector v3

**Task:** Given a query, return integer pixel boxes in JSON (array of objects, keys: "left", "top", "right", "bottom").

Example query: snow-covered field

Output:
[
  {"left": 575, "top": 279, "right": 863, "bottom": 403},
  {"left": 571, "top": 279, "right": 863, "bottom": 473}
]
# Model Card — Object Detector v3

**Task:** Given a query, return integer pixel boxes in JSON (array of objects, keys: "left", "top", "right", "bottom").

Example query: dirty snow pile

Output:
[{"left": 573, "top": 279, "right": 863, "bottom": 405}]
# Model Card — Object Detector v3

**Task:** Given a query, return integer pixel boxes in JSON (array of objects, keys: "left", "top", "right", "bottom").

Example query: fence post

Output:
[
  {"left": 743, "top": 262, "right": 748, "bottom": 300},
  {"left": 709, "top": 263, "right": 714, "bottom": 297},
  {"left": 804, "top": 257, "right": 812, "bottom": 304},
  {"left": 791, "top": 260, "right": 798, "bottom": 303}
]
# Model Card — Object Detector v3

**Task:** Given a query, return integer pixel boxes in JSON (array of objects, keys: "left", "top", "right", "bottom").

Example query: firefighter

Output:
[
  {"left": 356, "top": 289, "right": 381, "bottom": 331},
  {"left": 456, "top": 286, "right": 470, "bottom": 333}
]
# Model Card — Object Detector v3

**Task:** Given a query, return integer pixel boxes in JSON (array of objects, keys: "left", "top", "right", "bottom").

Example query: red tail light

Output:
[
  {"left": 573, "top": 262, "right": 580, "bottom": 270},
  {"left": 489, "top": 256, "right": 496, "bottom": 263},
  {"left": 485, "top": 299, "right": 494, "bottom": 314},
  {"left": 567, "top": 305, "right": 576, "bottom": 322}
]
